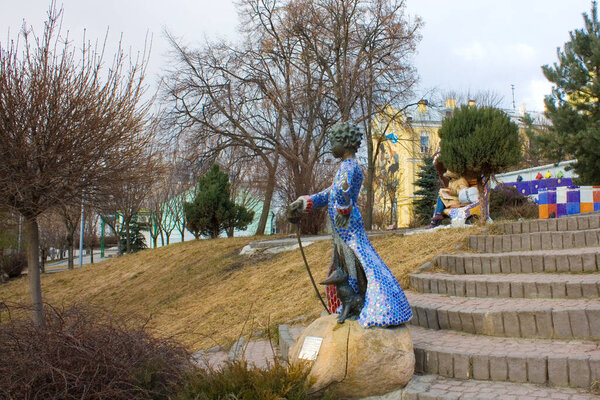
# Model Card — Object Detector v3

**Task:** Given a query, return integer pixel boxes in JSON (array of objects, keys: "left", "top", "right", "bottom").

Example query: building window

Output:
[{"left": 420, "top": 131, "right": 430, "bottom": 155}]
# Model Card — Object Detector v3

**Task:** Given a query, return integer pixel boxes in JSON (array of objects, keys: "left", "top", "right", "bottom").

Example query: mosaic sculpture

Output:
[{"left": 289, "top": 123, "right": 412, "bottom": 327}]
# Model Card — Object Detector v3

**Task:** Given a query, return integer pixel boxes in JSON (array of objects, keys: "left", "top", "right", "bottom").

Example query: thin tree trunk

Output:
[
  {"left": 67, "top": 236, "right": 74, "bottom": 269},
  {"left": 364, "top": 160, "right": 375, "bottom": 231},
  {"left": 256, "top": 160, "right": 278, "bottom": 235},
  {"left": 24, "top": 217, "right": 44, "bottom": 326},
  {"left": 477, "top": 178, "right": 489, "bottom": 225},
  {"left": 89, "top": 245, "right": 94, "bottom": 264},
  {"left": 39, "top": 249, "right": 46, "bottom": 273},
  {"left": 126, "top": 221, "right": 131, "bottom": 253}
]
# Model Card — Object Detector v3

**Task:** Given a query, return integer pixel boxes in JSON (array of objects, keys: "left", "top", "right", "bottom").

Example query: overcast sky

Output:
[{"left": 0, "top": 0, "right": 594, "bottom": 112}]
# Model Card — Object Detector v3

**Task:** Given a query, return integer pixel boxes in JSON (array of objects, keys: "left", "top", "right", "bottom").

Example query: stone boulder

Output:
[{"left": 288, "top": 315, "right": 414, "bottom": 399}]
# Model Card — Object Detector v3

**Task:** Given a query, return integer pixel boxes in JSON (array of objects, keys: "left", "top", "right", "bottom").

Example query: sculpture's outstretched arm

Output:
[{"left": 289, "top": 186, "right": 331, "bottom": 214}]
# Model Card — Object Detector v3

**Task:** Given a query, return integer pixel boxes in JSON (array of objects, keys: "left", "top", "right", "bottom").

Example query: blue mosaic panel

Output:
[{"left": 307, "top": 159, "right": 412, "bottom": 327}]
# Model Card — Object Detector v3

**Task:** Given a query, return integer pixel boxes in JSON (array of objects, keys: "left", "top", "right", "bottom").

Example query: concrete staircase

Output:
[{"left": 405, "top": 213, "right": 600, "bottom": 398}]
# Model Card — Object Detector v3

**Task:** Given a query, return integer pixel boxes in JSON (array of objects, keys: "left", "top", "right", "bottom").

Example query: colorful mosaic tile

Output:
[{"left": 303, "top": 159, "right": 412, "bottom": 327}]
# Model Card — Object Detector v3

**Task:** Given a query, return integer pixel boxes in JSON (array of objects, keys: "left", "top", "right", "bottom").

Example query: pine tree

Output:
[
  {"left": 413, "top": 156, "right": 440, "bottom": 225},
  {"left": 184, "top": 164, "right": 255, "bottom": 239},
  {"left": 542, "top": 1, "right": 600, "bottom": 184},
  {"left": 118, "top": 215, "right": 147, "bottom": 254},
  {"left": 438, "top": 105, "right": 521, "bottom": 223}
]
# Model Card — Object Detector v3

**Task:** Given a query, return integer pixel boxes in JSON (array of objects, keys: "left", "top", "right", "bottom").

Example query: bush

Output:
[
  {"left": 489, "top": 184, "right": 538, "bottom": 220},
  {"left": 175, "top": 359, "right": 311, "bottom": 400},
  {"left": 413, "top": 156, "right": 441, "bottom": 226},
  {"left": 0, "top": 304, "right": 192, "bottom": 399},
  {"left": 0, "top": 252, "right": 26, "bottom": 278}
]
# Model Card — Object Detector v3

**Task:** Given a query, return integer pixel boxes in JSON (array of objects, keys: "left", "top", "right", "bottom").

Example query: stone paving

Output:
[
  {"left": 194, "top": 349, "right": 229, "bottom": 370},
  {"left": 237, "top": 339, "right": 278, "bottom": 369},
  {"left": 402, "top": 374, "right": 599, "bottom": 400},
  {"left": 195, "top": 339, "right": 278, "bottom": 370}
]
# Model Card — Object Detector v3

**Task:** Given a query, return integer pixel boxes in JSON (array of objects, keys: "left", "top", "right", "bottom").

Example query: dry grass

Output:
[{"left": 0, "top": 226, "right": 479, "bottom": 351}]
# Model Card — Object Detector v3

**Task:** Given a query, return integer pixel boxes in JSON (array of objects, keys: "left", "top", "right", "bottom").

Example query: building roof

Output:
[{"left": 403, "top": 101, "right": 547, "bottom": 127}]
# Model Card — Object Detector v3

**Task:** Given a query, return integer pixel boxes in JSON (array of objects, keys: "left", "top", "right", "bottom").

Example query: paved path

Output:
[
  {"left": 242, "top": 227, "right": 419, "bottom": 254},
  {"left": 196, "top": 339, "right": 278, "bottom": 371},
  {"left": 43, "top": 248, "right": 118, "bottom": 273}
]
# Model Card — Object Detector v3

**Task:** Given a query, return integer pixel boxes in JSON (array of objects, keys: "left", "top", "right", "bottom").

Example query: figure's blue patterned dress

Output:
[{"left": 303, "top": 158, "right": 412, "bottom": 327}]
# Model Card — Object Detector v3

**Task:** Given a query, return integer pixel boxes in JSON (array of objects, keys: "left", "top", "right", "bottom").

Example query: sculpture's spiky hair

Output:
[{"left": 328, "top": 122, "right": 362, "bottom": 153}]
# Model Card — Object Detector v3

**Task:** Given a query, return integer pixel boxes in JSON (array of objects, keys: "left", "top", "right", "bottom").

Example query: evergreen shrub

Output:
[{"left": 413, "top": 156, "right": 441, "bottom": 225}]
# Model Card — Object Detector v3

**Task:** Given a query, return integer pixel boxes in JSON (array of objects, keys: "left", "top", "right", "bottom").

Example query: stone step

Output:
[
  {"left": 398, "top": 374, "right": 598, "bottom": 400},
  {"left": 467, "top": 228, "right": 600, "bottom": 253},
  {"left": 410, "top": 325, "right": 600, "bottom": 389},
  {"left": 434, "top": 248, "right": 600, "bottom": 275},
  {"left": 496, "top": 213, "right": 600, "bottom": 235},
  {"left": 409, "top": 272, "right": 600, "bottom": 299},
  {"left": 406, "top": 292, "right": 600, "bottom": 340}
]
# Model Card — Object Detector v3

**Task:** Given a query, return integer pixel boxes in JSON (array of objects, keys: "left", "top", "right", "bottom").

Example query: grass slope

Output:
[{"left": 0, "top": 227, "right": 479, "bottom": 350}]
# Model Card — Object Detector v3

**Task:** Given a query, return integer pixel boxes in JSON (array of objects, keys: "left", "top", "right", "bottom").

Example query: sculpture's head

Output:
[{"left": 328, "top": 122, "right": 362, "bottom": 159}]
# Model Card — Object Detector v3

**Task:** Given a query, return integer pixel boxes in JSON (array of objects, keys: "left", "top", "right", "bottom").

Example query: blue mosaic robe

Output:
[{"left": 305, "top": 158, "right": 412, "bottom": 327}]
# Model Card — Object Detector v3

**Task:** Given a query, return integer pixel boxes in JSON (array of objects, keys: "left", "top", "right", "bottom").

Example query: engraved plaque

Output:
[{"left": 298, "top": 336, "right": 323, "bottom": 360}]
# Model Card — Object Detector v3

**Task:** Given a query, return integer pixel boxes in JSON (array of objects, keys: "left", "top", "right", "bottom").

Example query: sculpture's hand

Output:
[
  {"left": 335, "top": 213, "right": 351, "bottom": 229},
  {"left": 287, "top": 197, "right": 304, "bottom": 224},
  {"left": 289, "top": 198, "right": 304, "bottom": 212}
]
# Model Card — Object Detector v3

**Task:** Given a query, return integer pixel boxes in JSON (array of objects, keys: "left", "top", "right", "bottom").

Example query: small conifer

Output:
[
  {"left": 438, "top": 106, "right": 521, "bottom": 223},
  {"left": 184, "top": 164, "right": 255, "bottom": 239},
  {"left": 413, "top": 156, "right": 440, "bottom": 225}
]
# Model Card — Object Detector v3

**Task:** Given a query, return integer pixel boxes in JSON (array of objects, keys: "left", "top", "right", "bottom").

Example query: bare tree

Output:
[
  {"left": 58, "top": 203, "right": 81, "bottom": 270},
  {"left": 165, "top": 37, "right": 283, "bottom": 235},
  {"left": 166, "top": 0, "right": 421, "bottom": 232},
  {"left": 170, "top": 192, "right": 187, "bottom": 242},
  {"left": 98, "top": 152, "right": 159, "bottom": 254},
  {"left": 83, "top": 211, "right": 99, "bottom": 264},
  {"left": 0, "top": 6, "right": 153, "bottom": 324},
  {"left": 146, "top": 180, "right": 169, "bottom": 248},
  {"left": 37, "top": 210, "right": 66, "bottom": 272},
  {"left": 435, "top": 89, "right": 505, "bottom": 108}
]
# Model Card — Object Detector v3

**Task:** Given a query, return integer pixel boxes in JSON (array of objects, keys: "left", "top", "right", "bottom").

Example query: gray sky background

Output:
[{"left": 0, "top": 0, "right": 594, "bottom": 112}]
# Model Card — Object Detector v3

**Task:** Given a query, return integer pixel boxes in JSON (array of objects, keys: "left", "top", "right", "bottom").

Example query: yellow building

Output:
[{"left": 372, "top": 100, "right": 542, "bottom": 228}]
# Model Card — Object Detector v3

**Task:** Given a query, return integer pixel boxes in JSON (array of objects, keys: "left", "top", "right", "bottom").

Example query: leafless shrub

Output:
[{"left": 0, "top": 304, "right": 192, "bottom": 400}]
